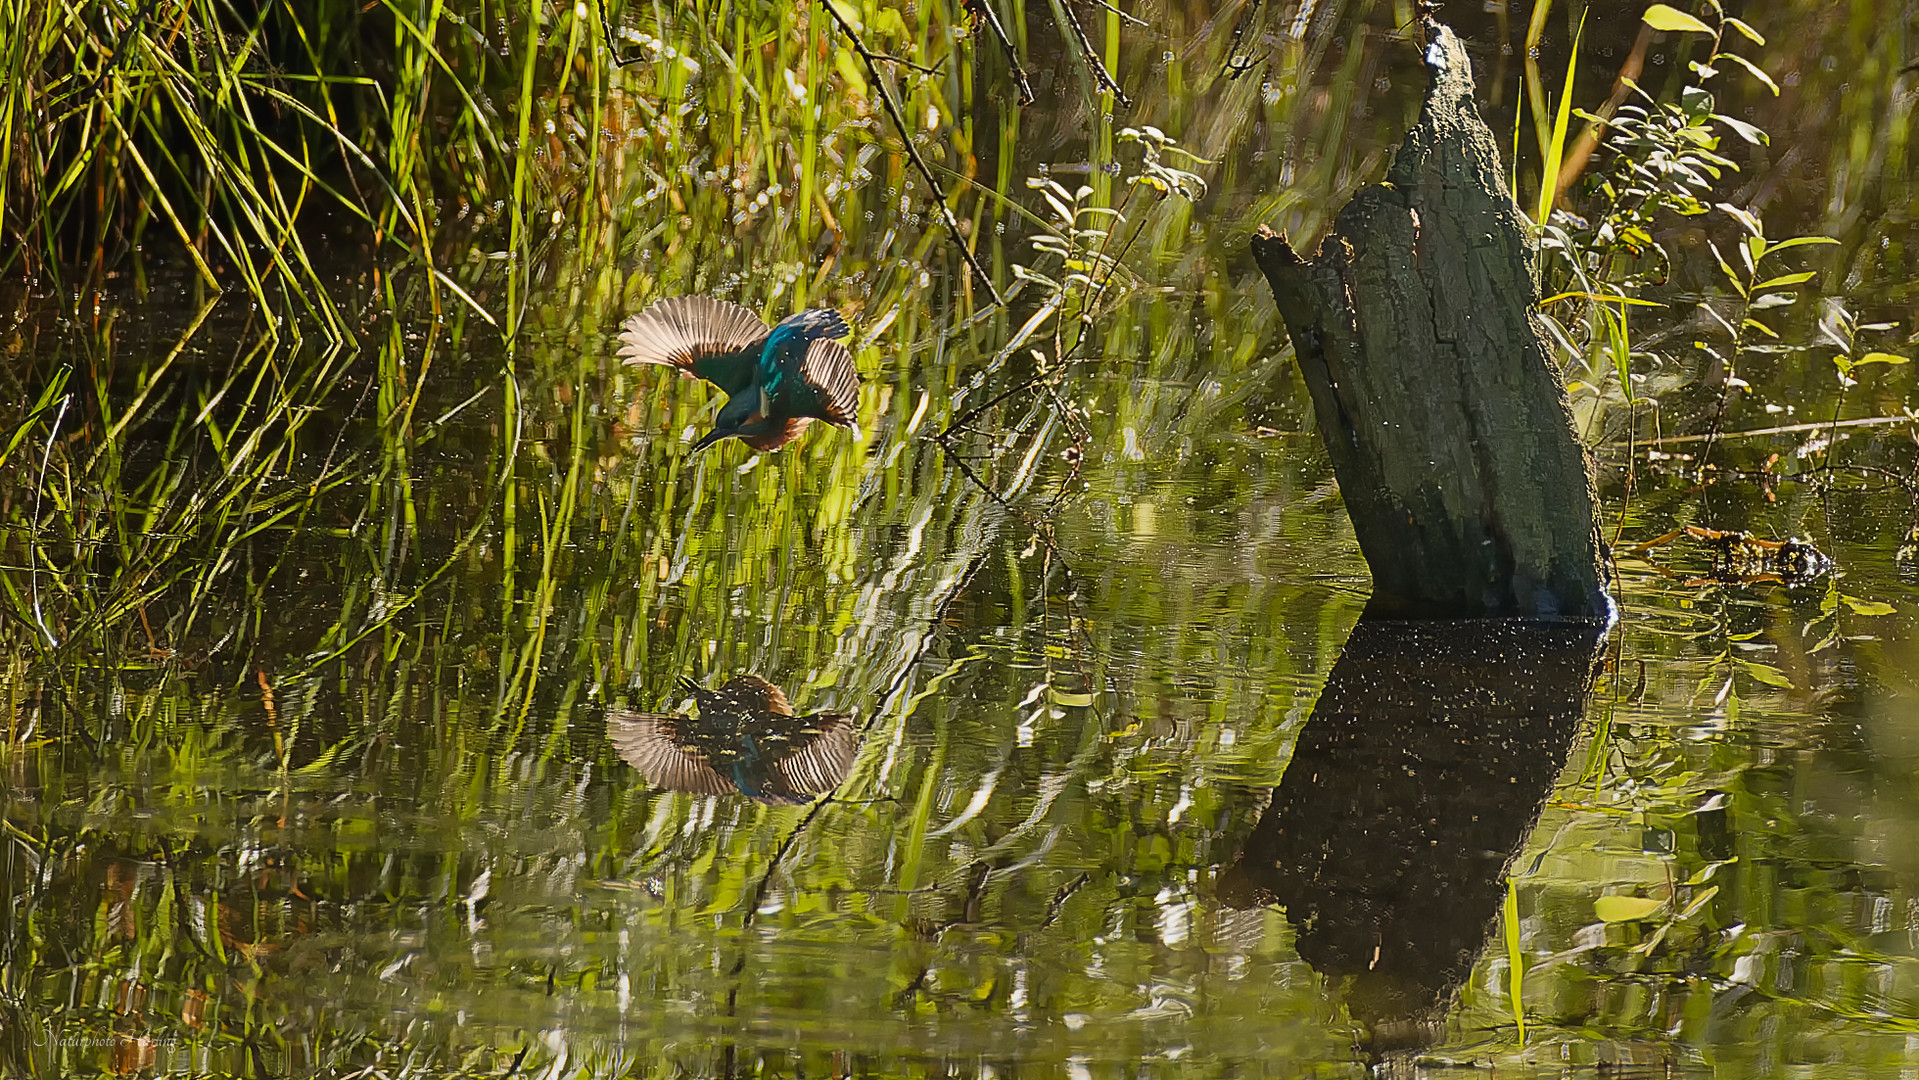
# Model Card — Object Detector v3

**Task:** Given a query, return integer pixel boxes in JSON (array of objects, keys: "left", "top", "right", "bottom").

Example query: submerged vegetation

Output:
[{"left": 0, "top": 0, "right": 1917, "bottom": 1074}]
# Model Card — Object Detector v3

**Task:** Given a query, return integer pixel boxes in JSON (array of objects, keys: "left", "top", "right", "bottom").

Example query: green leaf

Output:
[
  {"left": 1716, "top": 203, "right": 1762, "bottom": 238},
  {"left": 1678, "top": 884, "right": 1722, "bottom": 920},
  {"left": 1724, "top": 17, "right": 1766, "bottom": 45},
  {"left": 1683, "top": 856, "right": 1736, "bottom": 884},
  {"left": 1708, "top": 241, "right": 1746, "bottom": 297},
  {"left": 1642, "top": 4, "right": 1714, "bottom": 33},
  {"left": 1755, "top": 271, "right": 1815, "bottom": 290},
  {"left": 1842, "top": 597, "right": 1897, "bottom": 616},
  {"left": 1537, "top": 14, "right": 1586, "bottom": 227},
  {"left": 1505, "top": 878, "right": 1527, "bottom": 1042},
  {"left": 1048, "top": 688, "right": 1096, "bottom": 707},
  {"left": 1855, "top": 352, "right": 1911, "bottom": 367},
  {"left": 1738, "top": 660, "right": 1793, "bottom": 688},
  {"left": 1719, "top": 52, "right": 1780, "bottom": 95},
  {"left": 1763, "top": 235, "right": 1839, "bottom": 254},
  {"left": 1596, "top": 895, "right": 1666, "bottom": 922},
  {"left": 1540, "top": 291, "right": 1663, "bottom": 307},
  {"left": 1715, "top": 115, "right": 1768, "bottom": 145}
]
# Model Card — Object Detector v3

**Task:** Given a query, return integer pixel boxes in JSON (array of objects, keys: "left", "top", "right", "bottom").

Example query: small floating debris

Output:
[{"left": 1624, "top": 525, "right": 1831, "bottom": 587}]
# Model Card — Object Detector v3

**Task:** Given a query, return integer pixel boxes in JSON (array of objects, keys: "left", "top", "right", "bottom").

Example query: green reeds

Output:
[{"left": 0, "top": 0, "right": 518, "bottom": 336}]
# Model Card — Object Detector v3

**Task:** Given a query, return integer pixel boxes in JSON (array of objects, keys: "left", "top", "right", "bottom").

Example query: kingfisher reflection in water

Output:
[{"left": 608, "top": 675, "right": 857, "bottom": 804}]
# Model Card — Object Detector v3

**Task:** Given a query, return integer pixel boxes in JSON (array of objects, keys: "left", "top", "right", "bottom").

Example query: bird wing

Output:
[
  {"left": 763, "top": 713, "right": 859, "bottom": 801},
  {"left": 617, "top": 296, "right": 768, "bottom": 395},
  {"left": 606, "top": 710, "right": 737, "bottom": 797},
  {"left": 797, "top": 338, "right": 860, "bottom": 428}
]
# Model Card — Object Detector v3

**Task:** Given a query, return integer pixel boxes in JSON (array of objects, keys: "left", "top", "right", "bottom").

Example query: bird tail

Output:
[{"left": 618, "top": 296, "right": 769, "bottom": 372}]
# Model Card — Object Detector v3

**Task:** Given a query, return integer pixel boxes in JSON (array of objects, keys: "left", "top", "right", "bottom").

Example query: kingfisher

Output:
[
  {"left": 618, "top": 295, "right": 861, "bottom": 452},
  {"left": 607, "top": 675, "right": 858, "bottom": 804}
]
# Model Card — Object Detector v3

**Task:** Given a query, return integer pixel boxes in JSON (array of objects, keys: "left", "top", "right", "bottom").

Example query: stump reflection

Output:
[{"left": 1219, "top": 617, "right": 1610, "bottom": 1055}]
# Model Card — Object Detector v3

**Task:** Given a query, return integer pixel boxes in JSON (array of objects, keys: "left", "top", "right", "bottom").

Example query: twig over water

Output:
[
  {"left": 821, "top": 0, "right": 1007, "bottom": 307},
  {"left": 1221, "top": 0, "right": 1264, "bottom": 79},
  {"left": 963, "top": 0, "right": 1037, "bottom": 105},
  {"left": 1057, "top": 0, "right": 1132, "bottom": 106}
]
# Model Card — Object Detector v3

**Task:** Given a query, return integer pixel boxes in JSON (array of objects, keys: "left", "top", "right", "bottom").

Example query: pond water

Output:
[{"left": 3, "top": 0, "right": 1917, "bottom": 1076}]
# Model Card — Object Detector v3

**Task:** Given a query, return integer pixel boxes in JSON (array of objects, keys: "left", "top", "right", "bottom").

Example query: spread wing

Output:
[
  {"left": 763, "top": 713, "right": 859, "bottom": 801},
  {"left": 798, "top": 338, "right": 860, "bottom": 428},
  {"left": 606, "top": 710, "right": 736, "bottom": 797},
  {"left": 618, "top": 296, "right": 768, "bottom": 394}
]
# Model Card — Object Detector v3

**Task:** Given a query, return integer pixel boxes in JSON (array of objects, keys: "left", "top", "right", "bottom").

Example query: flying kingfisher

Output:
[
  {"left": 618, "top": 296, "right": 861, "bottom": 452},
  {"left": 607, "top": 675, "right": 858, "bottom": 804}
]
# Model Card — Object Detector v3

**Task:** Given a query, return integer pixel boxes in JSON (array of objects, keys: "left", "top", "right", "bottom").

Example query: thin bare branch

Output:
[
  {"left": 1058, "top": 0, "right": 1131, "bottom": 106},
  {"left": 964, "top": 0, "right": 1036, "bottom": 105},
  {"left": 1221, "top": 0, "right": 1264, "bottom": 79},
  {"left": 821, "top": 0, "right": 1006, "bottom": 306}
]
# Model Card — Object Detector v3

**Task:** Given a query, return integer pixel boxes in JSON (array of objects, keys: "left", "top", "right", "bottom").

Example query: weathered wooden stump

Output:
[{"left": 1252, "top": 19, "right": 1607, "bottom": 619}]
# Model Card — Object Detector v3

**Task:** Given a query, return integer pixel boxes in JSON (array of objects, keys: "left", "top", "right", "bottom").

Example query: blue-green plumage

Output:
[{"left": 619, "top": 297, "right": 860, "bottom": 452}]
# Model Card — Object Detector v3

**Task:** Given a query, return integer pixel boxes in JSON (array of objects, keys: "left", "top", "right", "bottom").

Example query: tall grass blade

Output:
[{"left": 1536, "top": 12, "right": 1585, "bottom": 225}]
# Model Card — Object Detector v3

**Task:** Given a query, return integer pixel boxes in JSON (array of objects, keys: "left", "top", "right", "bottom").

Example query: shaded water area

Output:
[{"left": 3, "top": 0, "right": 1918, "bottom": 1075}]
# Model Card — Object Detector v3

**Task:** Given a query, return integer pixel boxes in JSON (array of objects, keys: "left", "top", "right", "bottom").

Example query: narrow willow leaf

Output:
[
  {"left": 1678, "top": 885, "right": 1721, "bottom": 920},
  {"left": 1842, "top": 597, "right": 1897, "bottom": 616},
  {"left": 1716, "top": 203, "right": 1762, "bottom": 237},
  {"left": 1715, "top": 114, "right": 1768, "bottom": 145},
  {"left": 1684, "top": 856, "right": 1737, "bottom": 884},
  {"left": 1504, "top": 878, "right": 1527, "bottom": 1042},
  {"left": 1764, "top": 236, "right": 1839, "bottom": 254},
  {"left": 1540, "top": 291, "right": 1664, "bottom": 307},
  {"left": 1738, "top": 660, "right": 1793, "bottom": 688},
  {"left": 1724, "top": 17, "right": 1766, "bottom": 45},
  {"left": 1719, "top": 52, "right": 1781, "bottom": 95},
  {"left": 1641, "top": 5, "right": 1714, "bottom": 33},
  {"left": 1708, "top": 241, "right": 1746, "bottom": 297},
  {"left": 1856, "top": 352, "right": 1911, "bottom": 367},
  {"left": 1595, "top": 894, "right": 1665, "bottom": 922},
  {"left": 1755, "top": 272, "right": 1815, "bottom": 290}
]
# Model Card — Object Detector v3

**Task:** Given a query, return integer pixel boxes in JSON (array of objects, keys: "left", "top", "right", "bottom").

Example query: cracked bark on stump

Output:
[{"left": 1252, "top": 19, "right": 1607, "bottom": 619}]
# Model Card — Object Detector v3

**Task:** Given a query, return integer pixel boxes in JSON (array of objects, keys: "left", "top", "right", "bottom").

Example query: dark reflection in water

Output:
[
  {"left": 1219, "top": 617, "right": 1610, "bottom": 1055},
  {"left": 608, "top": 675, "right": 859, "bottom": 804}
]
